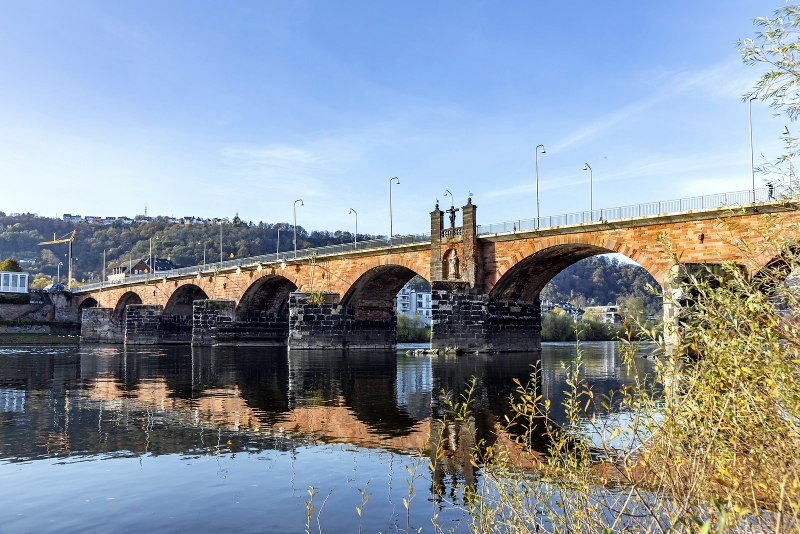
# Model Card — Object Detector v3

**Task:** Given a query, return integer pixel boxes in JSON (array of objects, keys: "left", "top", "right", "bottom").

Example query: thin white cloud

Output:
[{"left": 549, "top": 60, "right": 756, "bottom": 153}]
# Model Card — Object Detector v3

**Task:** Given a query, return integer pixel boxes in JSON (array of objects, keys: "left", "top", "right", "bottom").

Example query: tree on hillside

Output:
[
  {"left": 540, "top": 255, "right": 661, "bottom": 316},
  {"left": 0, "top": 258, "right": 22, "bottom": 272}
]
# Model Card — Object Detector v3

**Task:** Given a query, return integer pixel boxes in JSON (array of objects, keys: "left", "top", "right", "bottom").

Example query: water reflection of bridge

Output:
[{"left": 0, "top": 345, "right": 650, "bottom": 462}]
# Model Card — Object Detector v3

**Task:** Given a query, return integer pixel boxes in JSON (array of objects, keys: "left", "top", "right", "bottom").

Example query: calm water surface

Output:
[{"left": 0, "top": 342, "right": 653, "bottom": 533}]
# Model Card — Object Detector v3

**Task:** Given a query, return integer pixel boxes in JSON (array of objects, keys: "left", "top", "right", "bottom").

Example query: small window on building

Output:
[
  {"left": 19, "top": 276, "right": 26, "bottom": 289},
  {"left": 11, "top": 275, "right": 17, "bottom": 288}
]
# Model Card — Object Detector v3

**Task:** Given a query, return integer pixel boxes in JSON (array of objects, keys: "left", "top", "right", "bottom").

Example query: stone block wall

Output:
[
  {"left": 191, "top": 300, "right": 235, "bottom": 346},
  {"left": 81, "top": 307, "right": 124, "bottom": 344},
  {"left": 159, "top": 314, "right": 193, "bottom": 344},
  {"left": 124, "top": 304, "right": 164, "bottom": 345},
  {"left": 431, "top": 282, "right": 541, "bottom": 352},
  {"left": 288, "top": 292, "right": 396, "bottom": 350},
  {"left": 217, "top": 310, "right": 290, "bottom": 346}
]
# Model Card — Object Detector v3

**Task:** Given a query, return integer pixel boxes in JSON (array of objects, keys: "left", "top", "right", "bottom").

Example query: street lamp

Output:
[
  {"left": 749, "top": 97, "right": 757, "bottom": 202},
  {"left": 444, "top": 189, "right": 454, "bottom": 208},
  {"left": 349, "top": 208, "right": 358, "bottom": 249},
  {"left": 294, "top": 199, "right": 304, "bottom": 258},
  {"left": 535, "top": 144, "right": 546, "bottom": 223},
  {"left": 215, "top": 218, "right": 231, "bottom": 265},
  {"left": 583, "top": 163, "right": 593, "bottom": 218},
  {"left": 784, "top": 126, "right": 793, "bottom": 188},
  {"left": 389, "top": 177, "right": 400, "bottom": 241}
]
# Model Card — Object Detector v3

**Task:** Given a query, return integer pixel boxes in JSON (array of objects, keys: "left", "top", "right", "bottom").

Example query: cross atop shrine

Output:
[{"left": 446, "top": 205, "right": 460, "bottom": 229}]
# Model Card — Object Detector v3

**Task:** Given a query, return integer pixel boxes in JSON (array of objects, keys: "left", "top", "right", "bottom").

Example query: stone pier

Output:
[
  {"left": 288, "top": 292, "right": 396, "bottom": 350},
  {"left": 430, "top": 282, "right": 541, "bottom": 352},
  {"left": 124, "top": 304, "right": 163, "bottom": 345},
  {"left": 191, "top": 300, "right": 235, "bottom": 346},
  {"left": 80, "top": 307, "right": 124, "bottom": 344}
]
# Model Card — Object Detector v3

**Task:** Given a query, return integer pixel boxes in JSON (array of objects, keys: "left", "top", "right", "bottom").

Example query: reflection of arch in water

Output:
[
  {"left": 113, "top": 291, "right": 142, "bottom": 320},
  {"left": 286, "top": 351, "right": 425, "bottom": 438}
]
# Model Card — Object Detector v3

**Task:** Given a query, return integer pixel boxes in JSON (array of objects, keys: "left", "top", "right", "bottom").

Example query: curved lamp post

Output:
[
  {"left": 444, "top": 189, "right": 454, "bottom": 208},
  {"left": 293, "top": 199, "right": 304, "bottom": 258},
  {"left": 349, "top": 208, "right": 358, "bottom": 249},
  {"left": 749, "top": 97, "right": 757, "bottom": 202},
  {"left": 389, "top": 177, "right": 400, "bottom": 242},
  {"left": 583, "top": 163, "right": 593, "bottom": 218},
  {"left": 535, "top": 144, "right": 546, "bottom": 223},
  {"left": 217, "top": 221, "right": 227, "bottom": 264}
]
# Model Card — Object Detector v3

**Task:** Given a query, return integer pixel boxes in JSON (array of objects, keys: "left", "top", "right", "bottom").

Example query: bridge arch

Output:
[
  {"left": 236, "top": 274, "right": 298, "bottom": 320},
  {"left": 489, "top": 242, "right": 660, "bottom": 304},
  {"left": 79, "top": 297, "right": 98, "bottom": 310},
  {"left": 163, "top": 284, "right": 209, "bottom": 318},
  {"left": 113, "top": 291, "right": 143, "bottom": 319},
  {"left": 341, "top": 264, "right": 425, "bottom": 321}
]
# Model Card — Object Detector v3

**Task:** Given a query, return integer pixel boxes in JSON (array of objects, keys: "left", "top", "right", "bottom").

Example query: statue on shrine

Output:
[{"left": 447, "top": 250, "right": 459, "bottom": 279}]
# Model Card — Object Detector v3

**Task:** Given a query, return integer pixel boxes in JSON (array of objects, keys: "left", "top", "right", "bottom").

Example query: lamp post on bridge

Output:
[
  {"left": 294, "top": 199, "right": 304, "bottom": 258},
  {"left": 583, "top": 163, "right": 593, "bottom": 219},
  {"left": 389, "top": 177, "right": 400, "bottom": 242},
  {"left": 749, "top": 97, "right": 757, "bottom": 203},
  {"left": 783, "top": 126, "right": 793, "bottom": 189},
  {"left": 349, "top": 208, "right": 358, "bottom": 249},
  {"left": 535, "top": 144, "right": 546, "bottom": 224},
  {"left": 217, "top": 219, "right": 229, "bottom": 265}
]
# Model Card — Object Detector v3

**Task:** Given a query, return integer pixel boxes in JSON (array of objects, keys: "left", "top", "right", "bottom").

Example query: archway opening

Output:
[
  {"left": 236, "top": 275, "right": 298, "bottom": 322},
  {"left": 491, "top": 245, "right": 661, "bottom": 342},
  {"left": 490, "top": 244, "right": 613, "bottom": 304},
  {"left": 342, "top": 265, "right": 424, "bottom": 322},
  {"left": 163, "top": 284, "right": 209, "bottom": 319},
  {"left": 113, "top": 292, "right": 142, "bottom": 320},
  {"left": 79, "top": 297, "right": 98, "bottom": 310}
]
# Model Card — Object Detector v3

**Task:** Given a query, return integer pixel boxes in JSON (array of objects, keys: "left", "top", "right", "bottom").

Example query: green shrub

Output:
[{"left": 397, "top": 312, "right": 430, "bottom": 343}]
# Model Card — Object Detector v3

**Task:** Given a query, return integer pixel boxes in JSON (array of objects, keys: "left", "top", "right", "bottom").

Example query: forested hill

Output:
[
  {"left": 541, "top": 255, "right": 662, "bottom": 316},
  {"left": 0, "top": 212, "right": 373, "bottom": 283}
]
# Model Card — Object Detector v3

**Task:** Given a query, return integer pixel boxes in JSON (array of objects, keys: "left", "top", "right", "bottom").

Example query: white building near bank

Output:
[
  {"left": 0, "top": 272, "right": 29, "bottom": 294},
  {"left": 396, "top": 283, "right": 432, "bottom": 325}
]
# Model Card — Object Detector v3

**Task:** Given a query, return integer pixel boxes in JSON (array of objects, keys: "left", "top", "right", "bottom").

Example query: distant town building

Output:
[
  {"left": 542, "top": 299, "right": 585, "bottom": 321},
  {"left": 396, "top": 283, "right": 432, "bottom": 325},
  {"left": 62, "top": 214, "right": 83, "bottom": 223},
  {"left": 584, "top": 305, "right": 621, "bottom": 324},
  {"left": 107, "top": 258, "right": 179, "bottom": 282},
  {"left": 0, "top": 271, "right": 29, "bottom": 294},
  {"left": 84, "top": 216, "right": 103, "bottom": 224}
]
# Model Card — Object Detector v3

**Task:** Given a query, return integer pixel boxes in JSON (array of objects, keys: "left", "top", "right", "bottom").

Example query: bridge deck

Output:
[{"left": 72, "top": 185, "right": 791, "bottom": 294}]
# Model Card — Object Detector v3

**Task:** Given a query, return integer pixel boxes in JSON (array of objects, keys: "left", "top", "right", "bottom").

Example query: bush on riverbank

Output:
[
  {"left": 541, "top": 309, "right": 628, "bottom": 341},
  {"left": 397, "top": 312, "right": 430, "bottom": 343}
]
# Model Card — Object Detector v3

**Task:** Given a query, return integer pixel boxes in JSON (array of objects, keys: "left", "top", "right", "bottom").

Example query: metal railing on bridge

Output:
[
  {"left": 476, "top": 185, "right": 784, "bottom": 236},
  {"left": 74, "top": 232, "right": 431, "bottom": 293},
  {"left": 74, "top": 185, "right": 788, "bottom": 294}
]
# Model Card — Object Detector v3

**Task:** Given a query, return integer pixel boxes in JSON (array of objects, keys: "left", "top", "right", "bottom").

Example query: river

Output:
[{"left": 0, "top": 342, "right": 654, "bottom": 533}]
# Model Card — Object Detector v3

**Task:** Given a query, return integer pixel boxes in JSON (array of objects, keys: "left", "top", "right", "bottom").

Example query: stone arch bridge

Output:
[{"left": 74, "top": 190, "right": 799, "bottom": 351}]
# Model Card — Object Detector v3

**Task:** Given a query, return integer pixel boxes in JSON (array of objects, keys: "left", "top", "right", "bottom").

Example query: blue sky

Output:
[{"left": 0, "top": 1, "right": 790, "bottom": 236}]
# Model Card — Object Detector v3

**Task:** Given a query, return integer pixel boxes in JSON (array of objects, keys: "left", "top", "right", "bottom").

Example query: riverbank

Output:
[{"left": 0, "top": 333, "right": 80, "bottom": 345}]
